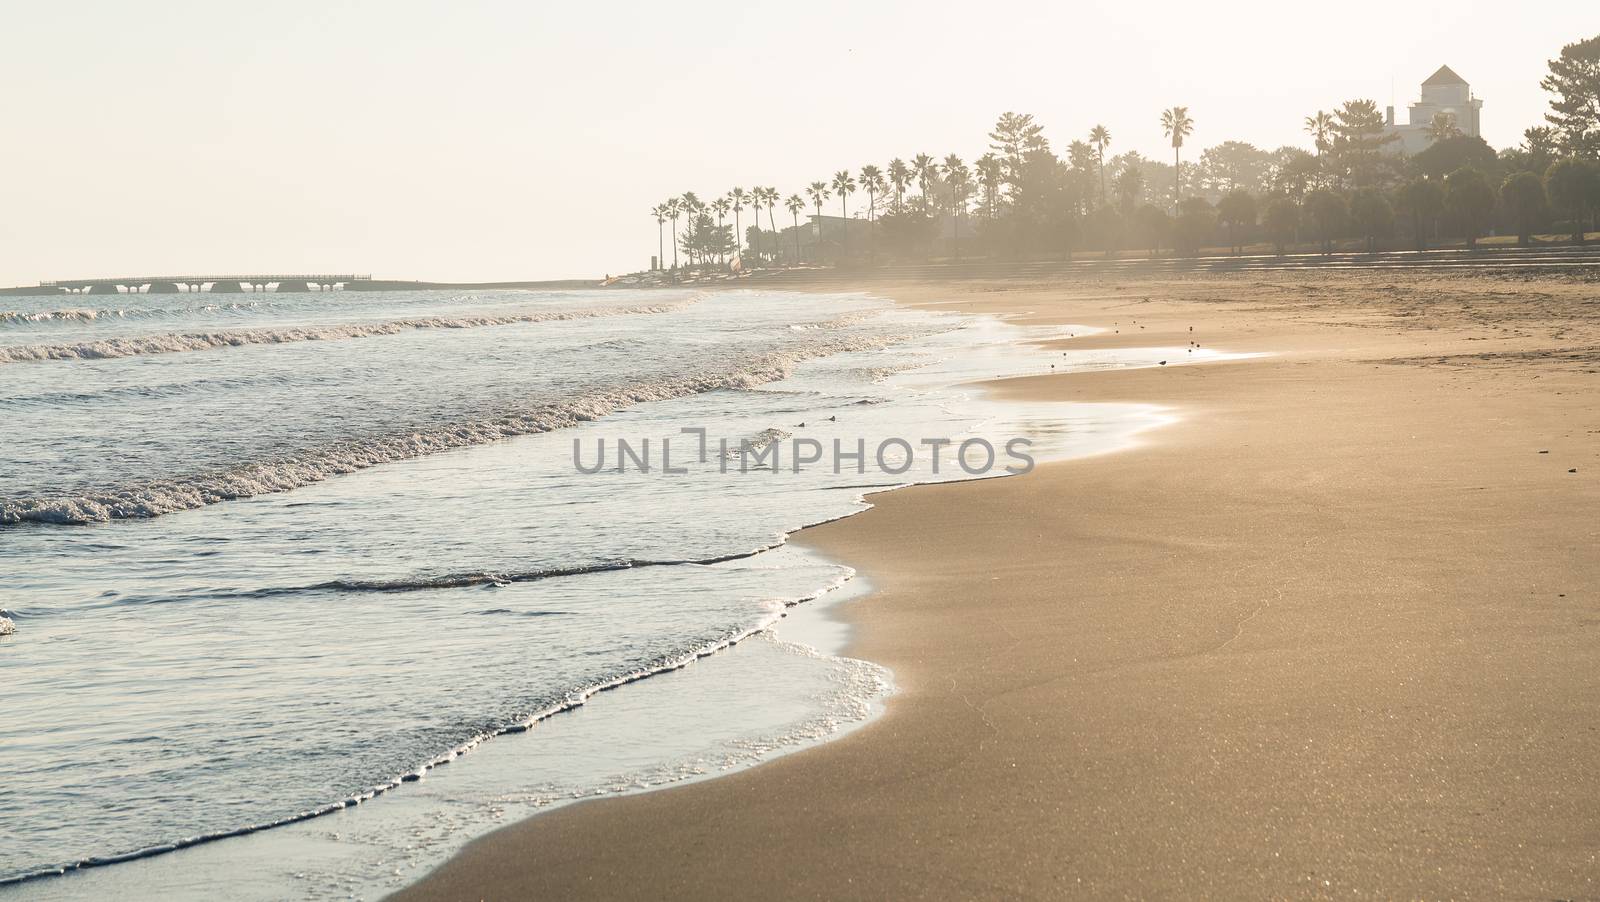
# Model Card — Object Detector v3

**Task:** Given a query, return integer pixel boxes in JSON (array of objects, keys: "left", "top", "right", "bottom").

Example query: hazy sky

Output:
[{"left": 0, "top": 1, "right": 1591, "bottom": 285}]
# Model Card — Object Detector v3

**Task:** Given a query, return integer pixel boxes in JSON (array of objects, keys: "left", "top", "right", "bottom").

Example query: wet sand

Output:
[{"left": 393, "top": 271, "right": 1600, "bottom": 899}]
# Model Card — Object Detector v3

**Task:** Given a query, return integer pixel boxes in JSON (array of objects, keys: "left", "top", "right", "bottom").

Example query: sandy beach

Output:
[{"left": 392, "top": 269, "right": 1599, "bottom": 900}]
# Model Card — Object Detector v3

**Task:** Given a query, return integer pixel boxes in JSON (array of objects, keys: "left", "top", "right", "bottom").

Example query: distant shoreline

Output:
[
  {"left": 0, "top": 278, "right": 605, "bottom": 298},
  {"left": 7, "top": 236, "right": 1599, "bottom": 297}
]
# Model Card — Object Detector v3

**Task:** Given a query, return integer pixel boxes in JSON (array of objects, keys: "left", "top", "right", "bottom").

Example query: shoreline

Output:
[
  {"left": 7, "top": 289, "right": 1183, "bottom": 897},
  {"left": 5, "top": 548, "right": 889, "bottom": 901},
  {"left": 0, "top": 550, "right": 863, "bottom": 892},
  {"left": 391, "top": 269, "right": 1598, "bottom": 899}
]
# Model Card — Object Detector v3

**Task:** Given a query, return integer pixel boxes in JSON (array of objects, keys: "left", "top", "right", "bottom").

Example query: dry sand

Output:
[{"left": 393, "top": 270, "right": 1599, "bottom": 900}]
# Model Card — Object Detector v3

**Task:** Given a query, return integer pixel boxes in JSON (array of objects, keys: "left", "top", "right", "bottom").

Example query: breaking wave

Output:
[
  {"left": 0, "top": 302, "right": 264, "bottom": 325},
  {"left": 1, "top": 307, "right": 121, "bottom": 324},
  {"left": 143, "top": 546, "right": 794, "bottom": 603},
  {"left": 0, "top": 322, "right": 930, "bottom": 525},
  {"left": 0, "top": 563, "right": 859, "bottom": 888},
  {"left": 0, "top": 297, "right": 702, "bottom": 364}
]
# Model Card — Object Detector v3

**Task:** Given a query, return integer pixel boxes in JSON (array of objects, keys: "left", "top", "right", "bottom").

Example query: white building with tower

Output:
[{"left": 1383, "top": 65, "right": 1482, "bottom": 155}]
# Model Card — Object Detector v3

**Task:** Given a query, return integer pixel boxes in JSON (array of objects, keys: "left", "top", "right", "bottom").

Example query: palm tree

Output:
[
  {"left": 860, "top": 166, "right": 886, "bottom": 262},
  {"left": 975, "top": 154, "right": 1002, "bottom": 218},
  {"left": 887, "top": 158, "right": 912, "bottom": 213},
  {"left": 1160, "top": 107, "right": 1194, "bottom": 211},
  {"left": 743, "top": 187, "right": 762, "bottom": 263},
  {"left": 911, "top": 153, "right": 936, "bottom": 212},
  {"left": 1067, "top": 141, "right": 1095, "bottom": 215},
  {"left": 664, "top": 198, "right": 682, "bottom": 271},
  {"left": 806, "top": 181, "right": 830, "bottom": 258},
  {"left": 680, "top": 192, "right": 704, "bottom": 267},
  {"left": 944, "top": 154, "right": 971, "bottom": 259},
  {"left": 831, "top": 170, "right": 856, "bottom": 257},
  {"left": 1089, "top": 125, "right": 1111, "bottom": 206},
  {"left": 760, "top": 187, "right": 780, "bottom": 262},
  {"left": 1304, "top": 111, "right": 1334, "bottom": 158},
  {"left": 1425, "top": 112, "right": 1462, "bottom": 144},
  {"left": 786, "top": 193, "right": 807, "bottom": 262},
  {"left": 651, "top": 204, "right": 666, "bottom": 271},
  {"left": 729, "top": 187, "right": 748, "bottom": 261},
  {"left": 711, "top": 197, "right": 732, "bottom": 264},
  {"left": 859, "top": 165, "right": 885, "bottom": 223},
  {"left": 752, "top": 185, "right": 771, "bottom": 260}
]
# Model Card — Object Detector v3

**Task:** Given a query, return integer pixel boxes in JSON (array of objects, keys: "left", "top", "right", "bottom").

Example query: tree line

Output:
[{"left": 651, "top": 34, "right": 1600, "bottom": 269}]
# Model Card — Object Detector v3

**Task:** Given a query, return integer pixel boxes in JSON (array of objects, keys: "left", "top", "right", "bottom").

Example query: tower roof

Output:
[{"left": 1422, "top": 65, "right": 1467, "bottom": 87}]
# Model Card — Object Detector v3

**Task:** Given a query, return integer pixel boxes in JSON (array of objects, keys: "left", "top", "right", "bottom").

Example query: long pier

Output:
[
  {"left": 37, "top": 275, "right": 372, "bottom": 295},
  {"left": 2, "top": 276, "right": 608, "bottom": 297}
]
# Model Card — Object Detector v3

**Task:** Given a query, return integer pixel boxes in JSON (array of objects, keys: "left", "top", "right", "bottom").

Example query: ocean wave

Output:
[
  {"left": 1, "top": 307, "right": 121, "bottom": 324},
  {"left": 1, "top": 373, "right": 281, "bottom": 408},
  {"left": 0, "top": 297, "right": 702, "bottom": 365},
  {"left": 0, "top": 330, "right": 664, "bottom": 408},
  {"left": 0, "top": 567, "right": 859, "bottom": 888},
  {"left": 0, "top": 302, "right": 264, "bottom": 325},
  {"left": 242, "top": 546, "right": 785, "bottom": 598},
  {"left": 0, "top": 321, "right": 933, "bottom": 525}
]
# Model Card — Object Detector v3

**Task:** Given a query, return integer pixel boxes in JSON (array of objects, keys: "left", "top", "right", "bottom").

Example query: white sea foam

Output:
[
  {"left": 0, "top": 321, "right": 930, "bottom": 525},
  {"left": 721, "top": 426, "right": 792, "bottom": 460},
  {"left": 0, "top": 297, "right": 701, "bottom": 364},
  {"left": 0, "top": 302, "right": 270, "bottom": 325},
  {"left": 0, "top": 616, "right": 14, "bottom": 636},
  {"left": 0, "top": 308, "right": 120, "bottom": 324},
  {"left": 2, "top": 293, "right": 1189, "bottom": 895}
]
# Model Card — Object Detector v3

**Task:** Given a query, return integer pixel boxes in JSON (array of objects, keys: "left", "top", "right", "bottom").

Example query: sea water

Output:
[{"left": 0, "top": 287, "right": 1224, "bottom": 898}]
